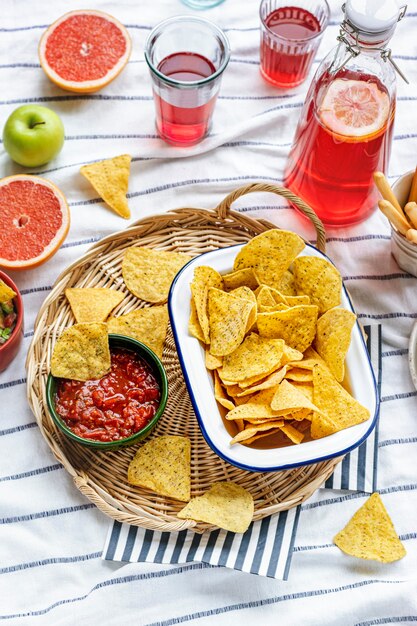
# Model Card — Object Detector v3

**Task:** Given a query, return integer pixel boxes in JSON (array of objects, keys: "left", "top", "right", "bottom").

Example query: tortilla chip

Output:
[
  {"left": 205, "top": 351, "right": 222, "bottom": 370},
  {"left": 189, "top": 298, "right": 205, "bottom": 342},
  {"left": 279, "top": 423, "right": 304, "bottom": 444},
  {"left": 80, "top": 154, "right": 132, "bottom": 218},
  {"left": 222, "top": 268, "right": 259, "bottom": 291},
  {"left": 65, "top": 288, "right": 124, "bottom": 323},
  {"left": 233, "top": 229, "right": 305, "bottom": 288},
  {"left": 107, "top": 305, "right": 168, "bottom": 359},
  {"left": 236, "top": 366, "right": 288, "bottom": 396},
  {"left": 229, "top": 286, "right": 257, "bottom": 332},
  {"left": 225, "top": 388, "right": 280, "bottom": 421},
  {"left": 221, "top": 333, "right": 284, "bottom": 382},
  {"left": 50, "top": 322, "right": 110, "bottom": 381},
  {"left": 257, "top": 305, "right": 318, "bottom": 353},
  {"left": 230, "top": 420, "right": 284, "bottom": 444},
  {"left": 208, "top": 288, "right": 254, "bottom": 357},
  {"left": 191, "top": 266, "right": 223, "bottom": 343},
  {"left": 333, "top": 493, "right": 406, "bottom": 563},
  {"left": 256, "top": 286, "right": 277, "bottom": 308},
  {"left": 293, "top": 256, "right": 342, "bottom": 315},
  {"left": 214, "top": 371, "right": 235, "bottom": 411},
  {"left": 177, "top": 482, "right": 254, "bottom": 533},
  {"left": 271, "top": 379, "right": 322, "bottom": 414},
  {"left": 290, "top": 381, "right": 314, "bottom": 402},
  {"left": 123, "top": 247, "right": 191, "bottom": 303},
  {"left": 314, "top": 307, "right": 357, "bottom": 382},
  {"left": 0, "top": 279, "right": 16, "bottom": 303},
  {"left": 128, "top": 435, "right": 191, "bottom": 502},
  {"left": 285, "top": 367, "right": 313, "bottom": 382},
  {"left": 311, "top": 365, "right": 370, "bottom": 436},
  {"left": 275, "top": 270, "right": 297, "bottom": 296}
]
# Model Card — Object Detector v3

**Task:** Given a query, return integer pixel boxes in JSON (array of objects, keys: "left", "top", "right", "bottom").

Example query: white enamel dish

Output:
[{"left": 168, "top": 243, "right": 379, "bottom": 472}]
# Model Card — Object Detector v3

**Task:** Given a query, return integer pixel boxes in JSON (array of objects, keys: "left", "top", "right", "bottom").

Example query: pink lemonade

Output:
[
  {"left": 154, "top": 52, "right": 217, "bottom": 145},
  {"left": 260, "top": 6, "right": 321, "bottom": 88},
  {"left": 284, "top": 70, "right": 395, "bottom": 225}
]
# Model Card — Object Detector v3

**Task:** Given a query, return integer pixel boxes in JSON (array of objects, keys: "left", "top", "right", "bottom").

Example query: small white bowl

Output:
[
  {"left": 391, "top": 170, "right": 417, "bottom": 278},
  {"left": 169, "top": 243, "right": 379, "bottom": 472}
]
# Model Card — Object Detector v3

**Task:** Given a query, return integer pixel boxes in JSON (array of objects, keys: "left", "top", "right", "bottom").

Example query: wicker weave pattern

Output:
[{"left": 26, "top": 184, "right": 340, "bottom": 532}]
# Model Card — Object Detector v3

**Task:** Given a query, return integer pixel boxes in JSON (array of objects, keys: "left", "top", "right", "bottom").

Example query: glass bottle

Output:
[{"left": 284, "top": 0, "right": 407, "bottom": 226}]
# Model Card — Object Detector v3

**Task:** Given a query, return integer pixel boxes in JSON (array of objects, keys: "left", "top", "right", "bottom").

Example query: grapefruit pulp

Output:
[
  {"left": 319, "top": 78, "right": 390, "bottom": 140},
  {"left": 39, "top": 10, "right": 131, "bottom": 93},
  {"left": 0, "top": 175, "right": 70, "bottom": 270}
]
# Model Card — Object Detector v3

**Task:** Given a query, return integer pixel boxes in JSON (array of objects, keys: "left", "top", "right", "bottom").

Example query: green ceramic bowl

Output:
[{"left": 46, "top": 334, "right": 168, "bottom": 450}]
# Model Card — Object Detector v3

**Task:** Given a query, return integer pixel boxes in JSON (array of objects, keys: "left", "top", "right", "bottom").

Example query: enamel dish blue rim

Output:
[{"left": 169, "top": 242, "right": 380, "bottom": 472}]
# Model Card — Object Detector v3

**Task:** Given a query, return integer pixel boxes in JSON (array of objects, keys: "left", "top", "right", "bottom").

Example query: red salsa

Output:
[{"left": 55, "top": 347, "right": 160, "bottom": 442}]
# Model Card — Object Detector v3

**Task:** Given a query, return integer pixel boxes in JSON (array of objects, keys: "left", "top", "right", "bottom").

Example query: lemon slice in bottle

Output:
[{"left": 319, "top": 78, "right": 390, "bottom": 139}]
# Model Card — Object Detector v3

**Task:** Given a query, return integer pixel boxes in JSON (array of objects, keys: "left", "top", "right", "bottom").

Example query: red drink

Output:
[
  {"left": 260, "top": 6, "right": 321, "bottom": 87},
  {"left": 154, "top": 52, "right": 217, "bottom": 146},
  {"left": 285, "top": 70, "right": 395, "bottom": 225}
]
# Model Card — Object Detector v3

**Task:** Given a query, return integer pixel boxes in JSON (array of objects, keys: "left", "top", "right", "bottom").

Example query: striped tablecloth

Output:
[{"left": 1, "top": 0, "right": 416, "bottom": 624}]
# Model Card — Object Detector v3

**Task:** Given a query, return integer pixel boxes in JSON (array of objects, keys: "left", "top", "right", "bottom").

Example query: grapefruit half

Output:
[
  {"left": 39, "top": 10, "right": 132, "bottom": 93},
  {"left": 319, "top": 78, "right": 390, "bottom": 140},
  {"left": 0, "top": 175, "right": 70, "bottom": 270}
]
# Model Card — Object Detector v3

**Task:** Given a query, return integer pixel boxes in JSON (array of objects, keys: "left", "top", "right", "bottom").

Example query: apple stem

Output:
[{"left": 30, "top": 121, "right": 46, "bottom": 129}]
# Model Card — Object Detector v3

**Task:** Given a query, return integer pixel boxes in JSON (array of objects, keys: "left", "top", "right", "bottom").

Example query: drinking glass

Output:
[
  {"left": 180, "top": 0, "right": 226, "bottom": 8},
  {"left": 144, "top": 16, "right": 230, "bottom": 146},
  {"left": 260, "top": 0, "right": 330, "bottom": 88}
]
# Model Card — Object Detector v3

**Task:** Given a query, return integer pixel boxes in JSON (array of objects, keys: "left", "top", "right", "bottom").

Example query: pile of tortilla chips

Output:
[{"left": 188, "top": 229, "right": 370, "bottom": 447}]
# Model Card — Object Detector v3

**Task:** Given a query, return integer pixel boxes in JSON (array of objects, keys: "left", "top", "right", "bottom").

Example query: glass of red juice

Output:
[
  {"left": 260, "top": 0, "right": 330, "bottom": 88},
  {"left": 145, "top": 16, "right": 230, "bottom": 146}
]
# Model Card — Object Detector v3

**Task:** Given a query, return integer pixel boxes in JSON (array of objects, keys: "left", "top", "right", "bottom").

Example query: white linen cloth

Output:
[{"left": 0, "top": 0, "right": 416, "bottom": 623}]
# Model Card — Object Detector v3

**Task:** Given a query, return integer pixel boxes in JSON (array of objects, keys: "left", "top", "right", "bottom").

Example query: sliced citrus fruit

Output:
[
  {"left": 39, "top": 10, "right": 131, "bottom": 94},
  {"left": 319, "top": 78, "right": 390, "bottom": 139},
  {"left": 0, "top": 175, "right": 70, "bottom": 270}
]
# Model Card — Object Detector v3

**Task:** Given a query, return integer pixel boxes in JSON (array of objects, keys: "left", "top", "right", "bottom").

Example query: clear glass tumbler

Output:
[
  {"left": 144, "top": 16, "right": 230, "bottom": 146},
  {"left": 180, "top": 0, "right": 226, "bottom": 9},
  {"left": 260, "top": 0, "right": 329, "bottom": 88}
]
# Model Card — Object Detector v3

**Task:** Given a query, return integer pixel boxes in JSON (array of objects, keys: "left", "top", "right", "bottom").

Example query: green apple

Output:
[{"left": 3, "top": 104, "right": 65, "bottom": 167}]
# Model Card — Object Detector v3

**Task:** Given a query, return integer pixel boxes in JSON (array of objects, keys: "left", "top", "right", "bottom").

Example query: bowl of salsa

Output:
[
  {"left": 0, "top": 270, "right": 24, "bottom": 373},
  {"left": 46, "top": 334, "right": 168, "bottom": 449}
]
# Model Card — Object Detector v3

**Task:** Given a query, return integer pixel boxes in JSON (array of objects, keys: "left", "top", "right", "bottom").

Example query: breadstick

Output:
[
  {"left": 404, "top": 202, "right": 417, "bottom": 229},
  {"left": 378, "top": 199, "right": 410, "bottom": 235},
  {"left": 373, "top": 171, "right": 404, "bottom": 217},
  {"left": 406, "top": 229, "right": 417, "bottom": 244},
  {"left": 407, "top": 166, "right": 417, "bottom": 203}
]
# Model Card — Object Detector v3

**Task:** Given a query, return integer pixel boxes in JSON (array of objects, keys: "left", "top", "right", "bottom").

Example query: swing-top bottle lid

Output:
[{"left": 344, "top": 0, "right": 406, "bottom": 39}]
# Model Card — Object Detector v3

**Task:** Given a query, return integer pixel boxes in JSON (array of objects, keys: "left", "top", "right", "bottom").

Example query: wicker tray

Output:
[{"left": 26, "top": 183, "right": 340, "bottom": 532}]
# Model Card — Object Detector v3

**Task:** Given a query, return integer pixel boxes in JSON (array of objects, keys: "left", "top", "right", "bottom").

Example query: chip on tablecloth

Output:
[
  {"left": 333, "top": 493, "right": 406, "bottom": 563},
  {"left": 0, "top": 279, "right": 16, "bottom": 303},
  {"left": 80, "top": 154, "right": 132, "bottom": 218},
  {"left": 108, "top": 306, "right": 168, "bottom": 358},
  {"left": 293, "top": 256, "right": 342, "bottom": 315},
  {"left": 177, "top": 482, "right": 254, "bottom": 533},
  {"left": 50, "top": 322, "right": 111, "bottom": 381},
  {"left": 123, "top": 247, "right": 192, "bottom": 303},
  {"left": 65, "top": 288, "right": 124, "bottom": 323},
  {"left": 128, "top": 436, "right": 191, "bottom": 502},
  {"left": 314, "top": 307, "right": 356, "bottom": 382},
  {"left": 233, "top": 229, "right": 305, "bottom": 288}
]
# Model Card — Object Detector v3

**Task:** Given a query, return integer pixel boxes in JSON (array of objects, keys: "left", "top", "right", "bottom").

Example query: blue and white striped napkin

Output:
[
  {"left": 323, "top": 324, "right": 381, "bottom": 493},
  {"left": 103, "top": 506, "right": 301, "bottom": 580}
]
